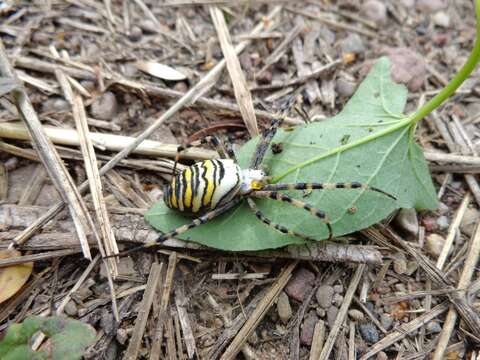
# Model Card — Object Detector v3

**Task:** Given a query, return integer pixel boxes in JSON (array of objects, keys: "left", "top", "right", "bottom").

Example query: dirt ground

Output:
[{"left": 1, "top": 0, "right": 480, "bottom": 359}]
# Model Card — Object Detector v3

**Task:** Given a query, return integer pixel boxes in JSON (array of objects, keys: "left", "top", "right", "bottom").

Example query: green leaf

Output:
[
  {"left": 145, "top": 57, "right": 437, "bottom": 251},
  {"left": 0, "top": 316, "right": 96, "bottom": 360}
]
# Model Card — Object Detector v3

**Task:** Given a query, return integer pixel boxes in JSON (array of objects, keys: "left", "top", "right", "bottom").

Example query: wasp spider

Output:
[{"left": 138, "top": 118, "right": 396, "bottom": 250}]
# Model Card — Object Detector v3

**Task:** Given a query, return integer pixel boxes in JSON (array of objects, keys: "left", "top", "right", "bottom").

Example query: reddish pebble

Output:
[
  {"left": 285, "top": 268, "right": 315, "bottom": 302},
  {"left": 300, "top": 312, "right": 318, "bottom": 346}
]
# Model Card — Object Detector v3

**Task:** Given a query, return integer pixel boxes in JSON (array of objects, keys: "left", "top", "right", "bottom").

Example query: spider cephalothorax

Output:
[{"left": 140, "top": 118, "right": 396, "bottom": 250}]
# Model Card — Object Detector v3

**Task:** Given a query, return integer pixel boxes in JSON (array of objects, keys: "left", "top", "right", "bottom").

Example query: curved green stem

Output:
[{"left": 409, "top": 0, "right": 480, "bottom": 124}]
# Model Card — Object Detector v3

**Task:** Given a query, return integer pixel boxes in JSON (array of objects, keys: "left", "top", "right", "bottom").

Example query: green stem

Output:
[{"left": 409, "top": 0, "right": 480, "bottom": 124}]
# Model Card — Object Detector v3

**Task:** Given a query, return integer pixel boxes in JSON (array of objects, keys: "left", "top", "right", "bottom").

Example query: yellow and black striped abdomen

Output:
[{"left": 164, "top": 159, "right": 242, "bottom": 215}]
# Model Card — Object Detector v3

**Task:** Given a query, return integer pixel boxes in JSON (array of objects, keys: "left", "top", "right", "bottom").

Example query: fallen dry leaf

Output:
[
  {"left": 135, "top": 61, "right": 187, "bottom": 81},
  {"left": 0, "top": 249, "right": 33, "bottom": 304}
]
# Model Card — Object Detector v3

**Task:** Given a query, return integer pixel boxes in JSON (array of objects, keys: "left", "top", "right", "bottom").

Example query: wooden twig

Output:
[
  {"left": 220, "top": 261, "right": 297, "bottom": 360},
  {"left": 0, "top": 249, "right": 80, "bottom": 268},
  {"left": 309, "top": 320, "right": 326, "bottom": 360},
  {"left": 210, "top": 6, "right": 258, "bottom": 137},
  {"left": 124, "top": 262, "right": 163, "bottom": 360}
]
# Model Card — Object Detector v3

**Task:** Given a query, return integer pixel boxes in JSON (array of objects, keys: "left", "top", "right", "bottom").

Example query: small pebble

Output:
[
  {"left": 64, "top": 300, "right": 78, "bottom": 316},
  {"left": 399, "top": 0, "right": 415, "bottom": 8},
  {"left": 393, "top": 254, "right": 407, "bottom": 275},
  {"left": 80, "top": 80, "right": 96, "bottom": 92},
  {"left": 277, "top": 291, "right": 292, "bottom": 324},
  {"left": 333, "top": 284, "right": 344, "bottom": 294},
  {"left": 128, "top": 26, "right": 143, "bottom": 41},
  {"left": 4, "top": 157, "right": 19, "bottom": 171},
  {"left": 122, "top": 63, "right": 139, "bottom": 78},
  {"left": 361, "top": 0, "right": 387, "bottom": 25},
  {"left": 90, "top": 91, "right": 118, "bottom": 120},
  {"left": 433, "top": 11, "right": 450, "bottom": 28},
  {"left": 332, "top": 293, "right": 344, "bottom": 307},
  {"left": 376, "top": 351, "right": 389, "bottom": 360},
  {"left": 316, "top": 285, "right": 335, "bottom": 308},
  {"left": 385, "top": 48, "right": 426, "bottom": 92},
  {"left": 300, "top": 312, "right": 318, "bottom": 346},
  {"left": 285, "top": 268, "right": 315, "bottom": 301},
  {"left": 348, "top": 309, "right": 364, "bottom": 321},
  {"left": 394, "top": 208, "right": 419, "bottom": 236},
  {"left": 326, "top": 306, "right": 338, "bottom": 327},
  {"left": 340, "top": 33, "right": 365, "bottom": 55},
  {"left": 416, "top": 0, "right": 447, "bottom": 12},
  {"left": 460, "top": 207, "right": 479, "bottom": 237},
  {"left": 437, "top": 202, "right": 449, "bottom": 215},
  {"left": 436, "top": 215, "right": 449, "bottom": 230},
  {"left": 359, "top": 323, "right": 380, "bottom": 344},
  {"left": 42, "top": 97, "right": 69, "bottom": 113},
  {"left": 336, "top": 78, "right": 357, "bottom": 97},
  {"left": 426, "top": 320, "right": 442, "bottom": 333},
  {"left": 405, "top": 261, "right": 419, "bottom": 276},
  {"left": 316, "top": 307, "right": 326, "bottom": 318},
  {"left": 425, "top": 233, "right": 446, "bottom": 258},
  {"left": 380, "top": 314, "right": 393, "bottom": 331}
]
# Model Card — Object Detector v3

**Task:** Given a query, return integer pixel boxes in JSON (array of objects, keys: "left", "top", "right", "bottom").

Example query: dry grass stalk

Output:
[
  {"left": 318, "top": 264, "right": 365, "bottom": 360},
  {"left": 0, "top": 39, "right": 93, "bottom": 260},
  {"left": 220, "top": 261, "right": 297, "bottom": 360},
  {"left": 175, "top": 285, "right": 197, "bottom": 359},
  {"left": 210, "top": 6, "right": 258, "bottom": 137},
  {"left": 286, "top": 7, "right": 378, "bottom": 38},
  {"left": 0, "top": 163, "right": 6, "bottom": 202},
  {"left": 0, "top": 249, "right": 80, "bottom": 268},
  {"left": 124, "top": 262, "right": 163, "bottom": 360},
  {"left": 150, "top": 252, "right": 178, "bottom": 359},
  {"left": 0, "top": 122, "right": 217, "bottom": 160},
  {"left": 309, "top": 320, "right": 326, "bottom": 360},
  {"left": 433, "top": 216, "right": 480, "bottom": 359},
  {"left": 18, "top": 164, "right": 46, "bottom": 205}
]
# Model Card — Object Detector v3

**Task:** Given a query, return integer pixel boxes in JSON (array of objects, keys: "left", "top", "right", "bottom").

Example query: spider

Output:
[{"left": 137, "top": 118, "right": 396, "bottom": 250}]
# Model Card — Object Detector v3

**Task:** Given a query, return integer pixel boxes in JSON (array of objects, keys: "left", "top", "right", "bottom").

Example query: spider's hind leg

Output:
[
  {"left": 173, "top": 135, "right": 236, "bottom": 175},
  {"left": 247, "top": 192, "right": 333, "bottom": 240}
]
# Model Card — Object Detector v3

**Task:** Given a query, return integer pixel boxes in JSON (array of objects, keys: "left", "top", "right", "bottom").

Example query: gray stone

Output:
[
  {"left": 425, "top": 233, "right": 446, "bottom": 258},
  {"left": 359, "top": 323, "right": 380, "bottom": 343},
  {"left": 300, "top": 312, "right": 318, "bottom": 346},
  {"left": 326, "top": 306, "right": 338, "bottom": 327},
  {"left": 316, "top": 285, "right": 335, "bottom": 308},
  {"left": 393, "top": 254, "right": 407, "bottom": 275},
  {"left": 64, "top": 300, "right": 78, "bottom": 316},
  {"left": 394, "top": 208, "right": 419, "bottom": 236},
  {"left": 385, "top": 48, "right": 426, "bottom": 92},
  {"left": 340, "top": 33, "right": 365, "bottom": 54},
  {"left": 426, "top": 320, "right": 442, "bottom": 333},
  {"left": 335, "top": 78, "right": 357, "bottom": 97},
  {"left": 380, "top": 314, "right": 393, "bottom": 331},
  {"left": 332, "top": 293, "right": 344, "bottom": 307},
  {"left": 416, "top": 0, "right": 447, "bottom": 12},
  {"left": 460, "top": 207, "right": 479, "bottom": 237},
  {"left": 362, "top": 0, "right": 387, "bottom": 25},
  {"left": 436, "top": 215, "right": 449, "bottom": 230},
  {"left": 90, "top": 91, "right": 118, "bottom": 120}
]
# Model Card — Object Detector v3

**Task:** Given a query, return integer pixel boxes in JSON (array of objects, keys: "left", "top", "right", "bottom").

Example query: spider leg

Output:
[
  {"left": 250, "top": 117, "right": 283, "bottom": 169},
  {"left": 262, "top": 182, "right": 396, "bottom": 200},
  {"left": 248, "top": 192, "right": 333, "bottom": 240},
  {"left": 172, "top": 135, "right": 236, "bottom": 176},
  {"left": 246, "top": 198, "right": 320, "bottom": 241},
  {"left": 106, "top": 197, "right": 242, "bottom": 258}
]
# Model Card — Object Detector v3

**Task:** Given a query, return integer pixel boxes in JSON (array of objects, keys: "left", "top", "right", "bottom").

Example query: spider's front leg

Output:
[
  {"left": 262, "top": 182, "right": 396, "bottom": 200},
  {"left": 247, "top": 191, "right": 333, "bottom": 240}
]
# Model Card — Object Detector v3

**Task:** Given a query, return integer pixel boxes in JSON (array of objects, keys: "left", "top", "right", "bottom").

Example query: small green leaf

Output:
[
  {"left": 145, "top": 57, "right": 437, "bottom": 251},
  {"left": 0, "top": 316, "right": 96, "bottom": 360}
]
